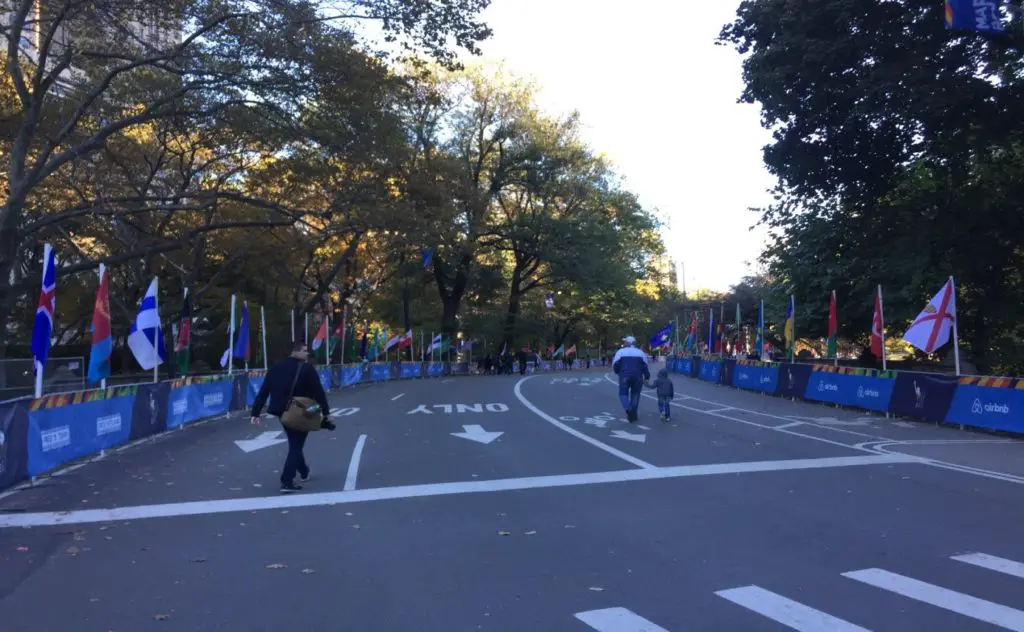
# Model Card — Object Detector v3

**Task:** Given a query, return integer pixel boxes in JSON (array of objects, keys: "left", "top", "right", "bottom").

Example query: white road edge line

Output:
[
  {"left": 844, "top": 568, "right": 1024, "bottom": 630},
  {"left": 514, "top": 376, "right": 656, "bottom": 470},
  {"left": 344, "top": 434, "right": 367, "bottom": 491},
  {"left": 952, "top": 553, "right": 1024, "bottom": 579},
  {"left": 0, "top": 453, "right": 918, "bottom": 528},
  {"left": 574, "top": 607, "right": 670, "bottom": 632},
  {"left": 390, "top": 393, "right": 405, "bottom": 401},
  {"left": 716, "top": 585, "right": 870, "bottom": 631}
]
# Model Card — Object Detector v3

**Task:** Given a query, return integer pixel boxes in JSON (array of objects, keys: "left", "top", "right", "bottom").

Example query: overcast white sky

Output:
[{"left": 469, "top": 0, "right": 775, "bottom": 293}]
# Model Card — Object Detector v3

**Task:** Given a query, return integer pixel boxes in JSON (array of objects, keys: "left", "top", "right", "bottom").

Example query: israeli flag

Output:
[{"left": 128, "top": 278, "right": 166, "bottom": 370}]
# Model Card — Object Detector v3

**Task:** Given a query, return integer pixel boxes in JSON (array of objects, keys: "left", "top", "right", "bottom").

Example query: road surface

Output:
[{"left": 2, "top": 367, "right": 1024, "bottom": 631}]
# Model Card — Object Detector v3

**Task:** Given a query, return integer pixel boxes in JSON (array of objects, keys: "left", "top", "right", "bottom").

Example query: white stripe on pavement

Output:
[
  {"left": 715, "top": 586, "right": 870, "bottom": 631},
  {"left": 574, "top": 607, "right": 670, "bottom": 632},
  {"left": 343, "top": 434, "right": 367, "bottom": 491},
  {"left": 0, "top": 453, "right": 916, "bottom": 528},
  {"left": 390, "top": 393, "right": 405, "bottom": 401},
  {"left": 843, "top": 568, "right": 1024, "bottom": 630},
  {"left": 514, "top": 376, "right": 656, "bottom": 470},
  {"left": 952, "top": 553, "right": 1024, "bottom": 579}
]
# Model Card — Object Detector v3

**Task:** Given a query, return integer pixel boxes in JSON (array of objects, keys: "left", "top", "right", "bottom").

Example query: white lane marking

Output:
[
  {"left": 776, "top": 422, "right": 804, "bottom": 430},
  {"left": 610, "top": 430, "right": 646, "bottom": 443},
  {"left": 716, "top": 586, "right": 870, "bottom": 631},
  {"left": 343, "top": 434, "right": 367, "bottom": 491},
  {"left": 637, "top": 425, "right": 651, "bottom": 430},
  {"left": 0, "top": 453, "right": 917, "bottom": 528},
  {"left": 574, "top": 607, "right": 670, "bottom": 631},
  {"left": 704, "top": 407, "right": 734, "bottom": 414},
  {"left": 868, "top": 442, "right": 1024, "bottom": 486},
  {"left": 450, "top": 424, "right": 503, "bottom": 444},
  {"left": 953, "top": 553, "right": 1024, "bottom": 579},
  {"left": 234, "top": 431, "right": 287, "bottom": 453},
  {"left": 844, "top": 568, "right": 1024, "bottom": 630},
  {"left": 390, "top": 393, "right": 405, "bottom": 401},
  {"left": 514, "top": 376, "right": 656, "bottom": 470}
]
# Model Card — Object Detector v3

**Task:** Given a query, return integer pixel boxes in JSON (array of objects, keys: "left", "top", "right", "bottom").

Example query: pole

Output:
[
  {"left": 759, "top": 299, "right": 765, "bottom": 359},
  {"left": 719, "top": 303, "right": 724, "bottom": 357},
  {"left": 260, "top": 305, "right": 269, "bottom": 371},
  {"left": 228, "top": 294, "right": 236, "bottom": 375},
  {"left": 153, "top": 277, "right": 160, "bottom": 383},
  {"left": 290, "top": 309, "right": 295, "bottom": 343},
  {"left": 99, "top": 264, "right": 106, "bottom": 391},
  {"left": 877, "top": 284, "right": 888, "bottom": 372},
  {"left": 325, "top": 311, "right": 331, "bottom": 369},
  {"left": 340, "top": 304, "right": 348, "bottom": 366},
  {"left": 790, "top": 295, "right": 795, "bottom": 363},
  {"left": 833, "top": 290, "right": 839, "bottom": 367},
  {"left": 304, "top": 312, "right": 309, "bottom": 345},
  {"left": 950, "top": 276, "right": 961, "bottom": 376}
]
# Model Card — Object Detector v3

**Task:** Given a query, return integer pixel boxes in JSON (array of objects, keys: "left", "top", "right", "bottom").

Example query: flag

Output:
[
  {"left": 566, "top": 344, "right": 576, "bottom": 356},
  {"left": 552, "top": 344, "right": 565, "bottom": 357},
  {"left": 128, "top": 278, "right": 166, "bottom": 370},
  {"left": 359, "top": 327, "right": 368, "bottom": 358},
  {"left": 871, "top": 286, "right": 885, "bottom": 359},
  {"left": 87, "top": 265, "right": 112, "bottom": 384},
  {"left": 734, "top": 302, "right": 743, "bottom": 353},
  {"left": 397, "top": 329, "right": 413, "bottom": 349},
  {"left": 827, "top": 291, "right": 838, "bottom": 359},
  {"left": 421, "top": 248, "right": 433, "bottom": 269},
  {"left": 311, "top": 318, "right": 328, "bottom": 355},
  {"left": 686, "top": 312, "right": 697, "bottom": 350},
  {"left": 715, "top": 322, "right": 723, "bottom": 354},
  {"left": 329, "top": 319, "right": 345, "bottom": 360},
  {"left": 545, "top": 293, "right": 555, "bottom": 310},
  {"left": 649, "top": 322, "right": 673, "bottom": 349},
  {"left": 31, "top": 243, "right": 56, "bottom": 377},
  {"left": 175, "top": 293, "right": 191, "bottom": 375},
  {"left": 233, "top": 301, "right": 250, "bottom": 362},
  {"left": 707, "top": 309, "right": 714, "bottom": 355},
  {"left": 902, "top": 278, "right": 957, "bottom": 354},
  {"left": 784, "top": 295, "right": 795, "bottom": 358},
  {"left": 755, "top": 300, "right": 764, "bottom": 357},
  {"left": 427, "top": 333, "right": 443, "bottom": 353},
  {"left": 383, "top": 331, "right": 401, "bottom": 353},
  {"left": 945, "top": 0, "right": 1004, "bottom": 34}
]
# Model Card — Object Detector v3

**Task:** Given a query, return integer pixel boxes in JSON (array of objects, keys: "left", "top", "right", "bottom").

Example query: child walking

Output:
[{"left": 653, "top": 368, "right": 674, "bottom": 422}]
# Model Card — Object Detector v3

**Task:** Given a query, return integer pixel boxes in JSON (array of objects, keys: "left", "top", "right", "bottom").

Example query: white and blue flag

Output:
[{"left": 128, "top": 278, "right": 166, "bottom": 370}]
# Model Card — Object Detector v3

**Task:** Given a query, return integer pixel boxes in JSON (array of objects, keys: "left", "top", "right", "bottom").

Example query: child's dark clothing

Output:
[{"left": 653, "top": 369, "right": 674, "bottom": 421}]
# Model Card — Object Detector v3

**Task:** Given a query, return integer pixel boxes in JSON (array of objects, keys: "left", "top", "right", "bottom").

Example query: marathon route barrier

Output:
[
  {"left": 0, "top": 360, "right": 580, "bottom": 493},
  {"left": 667, "top": 356, "right": 1023, "bottom": 435}
]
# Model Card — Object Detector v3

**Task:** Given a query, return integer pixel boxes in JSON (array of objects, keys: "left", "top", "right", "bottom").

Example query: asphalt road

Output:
[{"left": 3, "top": 365, "right": 1024, "bottom": 631}]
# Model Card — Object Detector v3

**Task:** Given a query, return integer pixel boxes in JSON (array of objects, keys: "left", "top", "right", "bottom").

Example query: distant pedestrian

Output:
[
  {"left": 653, "top": 368, "right": 674, "bottom": 422},
  {"left": 613, "top": 336, "right": 650, "bottom": 423},
  {"left": 251, "top": 341, "right": 336, "bottom": 493}
]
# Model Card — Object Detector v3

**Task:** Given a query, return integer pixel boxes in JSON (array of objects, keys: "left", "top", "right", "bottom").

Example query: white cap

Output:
[{"left": 622, "top": 336, "right": 636, "bottom": 345}]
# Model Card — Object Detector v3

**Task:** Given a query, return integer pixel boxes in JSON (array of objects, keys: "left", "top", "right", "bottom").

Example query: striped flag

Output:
[
  {"left": 128, "top": 278, "right": 166, "bottom": 370},
  {"left": 31, "top": 244, "right": 56, "bottom": 380}
]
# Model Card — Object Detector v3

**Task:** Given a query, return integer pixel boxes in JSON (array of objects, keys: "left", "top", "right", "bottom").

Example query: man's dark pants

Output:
[{"left": 281, "top": 425, "right": 310, "bottom": 484}]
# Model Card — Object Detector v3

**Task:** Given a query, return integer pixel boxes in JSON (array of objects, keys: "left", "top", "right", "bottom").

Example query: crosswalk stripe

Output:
[
  {"left": 953, "top": 553, "right": 1024, "bottom": 580},
  {"left": 844, "top": 568, "right": 1024, "bottom": 631},
  {"left": 715, "top": 586, "right": 871, "bottom": 631},
  {"left": 574, "top": 607, "right": 670, "bottom": 632}
]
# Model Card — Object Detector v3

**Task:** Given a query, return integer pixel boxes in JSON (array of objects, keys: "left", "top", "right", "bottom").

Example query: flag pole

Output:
[
  {"left": 877, "top": 285, "right": 888, "bottom": 372},
  {"left": 261, "top": 305, "right": 268, "bottom": 371},
  {"left": 340, "top": 304, "right": 348, "bottom": 366},
  {"left": 304, "top": 312, "right": 309, "bottom": 345},
  {"left": 833, "top": 290, "right": 838, "bottom": 367},
  {"left": 228, "top": 295, "right": 236, "bottom": 375},
  {"left": 99, "top": 264, "right": 107, "bottom": 391},
  {"left": 153, "top": 277, "right": 160, "bottom": 383},
  {"left": 790, "top": 295, "right": 795, "bottom": 363},
  {"left": 719, "top": 303, "right": 724, "bottom": 358},
  {"left": 325, "top": 311, "right": 331, "bottom": 369},
  {"left": 759, "top": 299, "right": 765, "bottom": 359},
  {"left": 290, "top": 309, "right": 295, "bottom": 343},
  {"left": 34, "top": 245, "right": 50, "bottom": 399},
  {"left": 950, "top": 276, "right": 961, "bottom": 376}
]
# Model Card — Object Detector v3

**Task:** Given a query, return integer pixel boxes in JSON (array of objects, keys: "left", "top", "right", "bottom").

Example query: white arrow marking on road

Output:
[
  {"left": 234, "top": 431, "right": 287, "bottom": 453},
  {"left": 575, "top": 607, "right": 670, "bottom": 631},
  {"left": 610, "top": 430, "right": 646, "bottom": 443},
  {"left": 450, "top": 424, "right": 503, "bottom": 444}
]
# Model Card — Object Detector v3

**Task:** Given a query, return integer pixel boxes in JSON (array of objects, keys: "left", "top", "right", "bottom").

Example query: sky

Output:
[{"left": 468, "top": 0, "right": 776, "bottom": 293}]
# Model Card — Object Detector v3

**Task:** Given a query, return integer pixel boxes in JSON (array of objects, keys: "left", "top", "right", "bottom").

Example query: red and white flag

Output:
[
  {"left": 870, "top": 285, "right": 885, "bottom": 359},
  {"left": 311, "top": 318, "right": 328, "bottom": 352},
  {"left": 397, "top": 329, "right": 413, "bottom": 349},
  {"left": 902, "top": 278, "right": 956, "bottom": 354}
]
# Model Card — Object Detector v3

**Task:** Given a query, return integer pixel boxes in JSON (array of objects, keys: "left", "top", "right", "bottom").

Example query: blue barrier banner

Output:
[
  {"left": 370, "top": 364, "right": 390, "bottom": 382},
  {"left": 230, "top": 374, "right": 248, "bottom": 411},
  {"left": 666, "top": 358, "right": 676, "bottom": 372},
  {"left": 803, "top": 371, "right": 894, "bottom": 412},
  {"left": 168, "top": 380, "right": 232, "bottom": 429},
  {"left": 674, "top": 358, "right": 693, "bottom": 376},
  {"left": 130, "top": 382, "right": 169, "bottom": 440},
  {"left": 28, "top": 394, "right": 135, "bottom": 476},
  {"left": 452, "top": 362, "right": 470, "bottom": 375},
  {"left": 341, "top": 367, "right": 362, "bottom": 386},
  {"left": 0, "top": 399, "right": 29, "bottom": 491},
  {"left": 946, "top": 384, "right": 1024, "bottom": 432},
  {"left": 316, "top": 368, "right": 332, "bottom": 392},
  {"left": 330, "top": 367, "right": 342, "bottom": 388},
  {"left": 733, "top": 364, "right": 779, "bottom": 393},
  {"left": 778, "top": 363, "right": 812, "bottom": 399},
  {"left": 247, "top": 376, "right": 264, "bottom": 406},
  {"left": 698, "top": 360, "right": 722, "bottom": 383},
  {"left": 721, "top": 359, "right": 735, "bottom": 387},
  {"left": 889, "top": 371, "right": 959, "bottom": 422},
  {"left": 400, "top": 363, "right": 421, "bottom": 379}
]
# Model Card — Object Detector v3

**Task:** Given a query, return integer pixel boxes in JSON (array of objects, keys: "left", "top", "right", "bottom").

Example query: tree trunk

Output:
[{"left": 503, "top": 267, "right": 523, "bottom": 349}]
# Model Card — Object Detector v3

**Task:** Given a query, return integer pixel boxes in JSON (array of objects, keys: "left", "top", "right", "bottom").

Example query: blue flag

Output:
[
  {"left": 127, "top": 278, "right": 166, "bottom": 371},
  {"left": 31, "top": 244, "right": 56, "bottom": 376},
  {"left": 649, "top": 322, "right": 673, "bottom": 349},
  {"left": 233, "top": 302, "right": 251, "bottom": 362},
  {"left": 945, "top": 0, "right": 1004, "bottom": 34},
  {"left": 421, "top": 248, "right": 433, "bottom": 270}
]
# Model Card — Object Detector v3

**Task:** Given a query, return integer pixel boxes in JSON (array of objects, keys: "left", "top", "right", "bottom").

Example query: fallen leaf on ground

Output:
[
  {"left": 351, "top": 524, "right": 361, "bottom": 529},
  {"left": 525, "top": 530, "right": 537, "bottom": 535},
  {"left": 564, "top": 525, "right": 576, "bottom": 529},
  {"left": 498, "top": 531, "right": 512, "bottom": 536},
  {"left": 265, "top": 563, "right": 286, "bottom": 569},
  {"left": 345, "top": 512, "right": 354, "bottom": 516},
  {"left": 65, "top": 546, "right": 80, "bottom": 556},
  {"left": 252, "top": 483, "right": 263, "bottom": 488},
  {"left": 89, "top": 598, "right": 99, "bottom": 602},
  {"left": 588, "top": 587, "right": 604, "bottom": 592},
  {"left": 301, "top": 568, "right": 315, "bottom": 574},
  {"left": 154, "top": 614, "right": 170, "bottom": 621}
]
